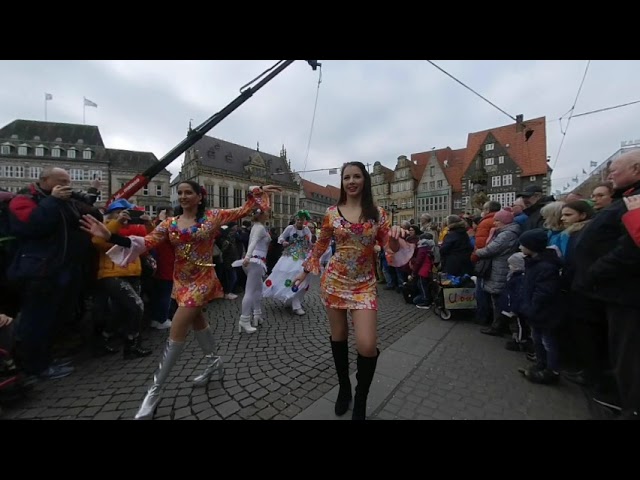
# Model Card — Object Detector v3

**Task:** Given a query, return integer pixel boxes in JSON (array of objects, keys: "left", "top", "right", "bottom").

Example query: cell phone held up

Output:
[{"left": 127, "top": 209, "right": 146, "bottom": 225}]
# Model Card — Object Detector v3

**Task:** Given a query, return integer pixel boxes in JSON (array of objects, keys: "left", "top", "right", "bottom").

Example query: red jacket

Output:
[
  {"left": 152, "top": 240, "right": 175, "bottom": 281},
  {"left": 412, "top": 245, "right": 434, "bottom": 278},
  {"left": 622, "top": 209, "right": 640, "bottom": 247},
  {"left": 471, "top": 212, "right": 496, "bottom": 262}
]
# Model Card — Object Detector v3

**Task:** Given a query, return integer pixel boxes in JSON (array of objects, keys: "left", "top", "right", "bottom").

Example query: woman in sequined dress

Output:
[
  {"left": 293, "top": 162, "right": 409, "bottom": 420},
  {"left": 80, "top": 180, "right": 281, "bottom": 420},
  {"left": 262, "top": 210, "right": 314, "bottom": 316}
]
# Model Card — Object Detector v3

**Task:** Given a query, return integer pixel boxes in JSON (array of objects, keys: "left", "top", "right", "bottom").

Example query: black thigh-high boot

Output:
[
  {"left": 352, "top": 349, "right": 379, "bottom": 421},
  {"left": 330, "top": 337, "right": 352, "bottom": 416}
]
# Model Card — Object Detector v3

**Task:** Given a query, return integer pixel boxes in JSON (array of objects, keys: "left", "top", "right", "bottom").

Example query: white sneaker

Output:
[
  {"left": 151, "top": 320, "right": 172, "bottom": 330},
  {"left": 293, "top": 308, "right": 305, "bottom": 315},
  {"left": 225, "top": 293, "right": 238, "bottom": 300}
]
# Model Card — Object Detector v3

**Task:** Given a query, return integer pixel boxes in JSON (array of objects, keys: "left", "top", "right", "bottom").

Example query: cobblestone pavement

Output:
[
  {"left": 370, "top": 314, "right": 591, "bottom": 420},
  {"left": 2, "top": 278, "right": 429, "bottom": 420},
  {"left": 2, "top": 278, "right": 592, "bottom": 420}
]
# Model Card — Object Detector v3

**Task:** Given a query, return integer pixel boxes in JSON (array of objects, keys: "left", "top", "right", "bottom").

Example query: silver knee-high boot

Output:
[
  {"left": 192, "top": 326, "right": 224, "bottom": 386},
  {"left": 134, "top": 339, "right": 185, "bottom": 420}
]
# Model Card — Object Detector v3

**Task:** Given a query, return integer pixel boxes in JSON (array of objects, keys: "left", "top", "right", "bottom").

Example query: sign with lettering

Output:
[{"left": 443, "top": 288, "right": 477, "bottom": 309}]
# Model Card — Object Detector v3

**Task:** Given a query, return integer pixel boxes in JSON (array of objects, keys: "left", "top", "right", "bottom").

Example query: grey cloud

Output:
[{"left": 2, "top": 60, "right": 639, "bottom": 193}]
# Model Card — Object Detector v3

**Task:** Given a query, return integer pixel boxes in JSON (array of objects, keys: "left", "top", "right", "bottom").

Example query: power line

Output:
[
  {"left": 300, "top": 65, "right": 323, "bottom": 179},
  {"left": 426, "top": 60, "right": 517, "bottom": 122},
  {"left": 572, "top": 99, "right": 640, "bottom": 118},
  {"left": 552, "top": 60, "right": 591, "bottom": 170}
]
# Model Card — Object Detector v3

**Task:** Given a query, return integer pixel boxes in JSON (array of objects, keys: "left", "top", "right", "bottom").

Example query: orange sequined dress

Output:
[
  {"left": 302, "top": 205, "right": 392, "bottom": 311},
  {"left": 143, "top": 188, "right": 269, "bottom": 307}
]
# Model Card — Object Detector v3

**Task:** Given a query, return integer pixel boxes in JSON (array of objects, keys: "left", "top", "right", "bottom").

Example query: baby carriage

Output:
[{"left": 430, "top": 272, "right": 477, "bottom": 320}]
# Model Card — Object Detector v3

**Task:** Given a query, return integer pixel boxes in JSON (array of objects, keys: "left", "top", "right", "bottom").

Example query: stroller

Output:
[{"left": 431, "top": 272, "right": 477, "bottom": 320}]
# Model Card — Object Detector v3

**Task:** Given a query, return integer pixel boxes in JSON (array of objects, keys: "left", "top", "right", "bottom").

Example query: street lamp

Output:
[{"left": 389, "top": 202, "right": 398, "bottom": 226}]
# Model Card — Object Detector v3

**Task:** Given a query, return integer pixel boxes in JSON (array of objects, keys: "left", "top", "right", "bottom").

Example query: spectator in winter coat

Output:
[
  {"left": 408, "top": 233, "right": 435, "bottom": 309},
  {"left": 516, "top": 228, "right": 564, "bottom": 385},
  {"left": 474, "top": 209, "right": 521, "bottom": 336},
  {"left": 518, "top": 185, "right": 555, "bottom": 233},
  {"left": 572, "top": 151, "right": 640, "bottom": 419},
  {"left": 439, "top": 215, "right": 473, "bottom": 277},
  {"left": 498, "top": 252, "right": 527, "bottom": 348}
]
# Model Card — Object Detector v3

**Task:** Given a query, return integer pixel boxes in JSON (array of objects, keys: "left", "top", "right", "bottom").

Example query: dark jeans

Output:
[
  {"left": 475, "top": 280, "right": 492, "bottom": 325},
  {"left": 413, "top": 276, "right": 432, "bottom": 306},
  {"left": 607, "top": 304, "right": 640, "bottom": 417},
  {"left": 531, "top": 327, "right": 559, "bottom": 371},
  {"left": 93, "top": 277, "right": 144, "bottom": 338},
  {"left": 150, "top": 278, "right": 173, "bottom": 324},
  {"left": 15, "top": 270, "right": 78, "bottom": 375},
  {"left": 224, "top": 266, "right": 238, "bottom": 295}
]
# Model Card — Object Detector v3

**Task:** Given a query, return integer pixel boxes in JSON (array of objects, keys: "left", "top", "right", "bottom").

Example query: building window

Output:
[
  {"left": 502, "top": 174, "right": 513, "bottom": 186},
  {"left": 485, "top": 143, "right": 494, "bottom": 151},
  {"left": 437, "top": 180, "right": 443, "bottom": 188},
  {"left": 485, "top": 157, "right": 495, "bottom": 166},
  {"left": 89, "top": 170, "right": 102, "bottom": 181},
  {"left": 30, "top": 166, "right": 42, "bottom": 179},
  {"left": 454, "top": 200, "right": 462, "bottom": 210},
  {"left": 273, "top": 194, "right": 281, "bottom": 214},
  {"left": 491, "top": 176, "right": 501, "bottom": 187},
  {"left": 430, "top": 166, "right": 435, "bottom": 177},
  {"left": 83, "top": 149, "right": 92, "bottom": 160},
  {"left": 156, "top": 184, "right": 163, "bottom": 196},
  {"left": 429, "top": 181, "right": 435, "bottom": 189},
  {"left": 143, "top": 185, "right": 149, "bottom": 196},
  {"left": 231, "top": 188, "right": 241, "bottom": 208},
  {"left": 18, "top": 145, "right": 28, "bottom": 156},
  {"left": 0, "top": 145, "right": 10, "bottom": 155},
  {"left": 529, "top": 176, "right": 536, "bottom": 181},
  {"left": 145, "top": 205, "right": 157, "bottom": 217},
  {"left": 205, "top": 184, "right": 215, "bottom": 208},
  {"left": 498, "top": 156, "right": 505, "bottom": 164},
  {"left": 290, "top": 196, "right": 297, "bottom": 215},
  {"left": 70, "top": 169, "right": 83, "bottom": 181},
  {"left": 35, "top": 147, "right": 44, "bottom": 156},
  {"left": 52, "top": 148, "right": 61, "bottom": 158},
  {"left": 67, "top": 149, "right": 76, "bottom": 159},
  {"left": 219, "top": 187, "right": 228, "bottom": 208}
]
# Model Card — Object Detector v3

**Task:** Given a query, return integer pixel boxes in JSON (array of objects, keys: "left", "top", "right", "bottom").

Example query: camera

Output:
[
  {"left": 70, "top": 189, "right": 98, "bottom": 205},
  {"left": 126, "top": 209, "right": 146, "bottom": 225}
]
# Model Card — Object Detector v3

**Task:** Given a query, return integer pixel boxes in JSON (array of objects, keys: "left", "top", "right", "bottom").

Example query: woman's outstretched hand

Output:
[
  {"left": 80, "top": 214, "right": 112, "bottom": 240},
  {"left": 261, "top": 185, "right": 283, "bottom": 194}
]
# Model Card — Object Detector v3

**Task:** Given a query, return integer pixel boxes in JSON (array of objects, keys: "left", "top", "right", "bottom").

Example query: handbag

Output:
[{"left": 474, "top": 258, "right": 492, "bottom": 278}]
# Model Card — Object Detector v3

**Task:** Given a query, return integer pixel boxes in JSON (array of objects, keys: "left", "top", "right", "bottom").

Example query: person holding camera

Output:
[{"left": 6, "top": 167, "right": 101, "bottom": 380}]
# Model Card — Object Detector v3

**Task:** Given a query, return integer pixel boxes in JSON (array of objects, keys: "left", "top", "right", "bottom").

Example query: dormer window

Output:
[
  {"left": 485, "top": 143, "right": 495, "bottom": 151},
  {"left": 52, "top": 147, "right": 61, "bottom": 158},
  {"left": 35, "top": 145, "right": 45, "bottom": 156},
  {"left": 18, "top": 144, "right": 28, "bottom": 155},
  {"left": 67, "top": 148, "right": 77, "bottom": 159},
  {"left": 83, "top": 148, "right": 92, "bottom": 160},
  {"left": 0, "top": 144, "right": 10, "bottom": 155}
]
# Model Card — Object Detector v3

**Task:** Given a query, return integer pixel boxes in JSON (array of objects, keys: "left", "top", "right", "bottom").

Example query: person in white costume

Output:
[
  {"left": 233, "top": 208, "right": 271, "bottom": 333},
  {"left": 263, "top": 210, "right": 313, "bottom": 315}
]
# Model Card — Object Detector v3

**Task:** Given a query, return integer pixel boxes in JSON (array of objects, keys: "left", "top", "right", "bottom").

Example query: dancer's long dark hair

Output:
[
  {"left": 174, "top": 180, "right": 207, "bottom": 219},
  {"left": 338, "top": 161, "right": 379, "bottom": 223}
]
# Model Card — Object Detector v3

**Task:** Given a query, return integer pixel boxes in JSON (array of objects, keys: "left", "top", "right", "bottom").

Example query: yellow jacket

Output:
[{"left": 93, "top": 219, "right": 142, "bottom": 280}]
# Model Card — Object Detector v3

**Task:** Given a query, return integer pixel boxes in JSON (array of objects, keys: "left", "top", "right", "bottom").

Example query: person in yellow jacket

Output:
[{"left": 92, "top": 199, "right": 151, "bottom": 359}]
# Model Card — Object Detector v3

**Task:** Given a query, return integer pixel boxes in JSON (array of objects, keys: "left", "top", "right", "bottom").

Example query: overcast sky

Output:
[{"left": 1, "top": 60, "right": 639, "bottom": 194}]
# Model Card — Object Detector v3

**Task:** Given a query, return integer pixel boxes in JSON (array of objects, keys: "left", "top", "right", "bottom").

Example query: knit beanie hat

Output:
[
  {"left": 494, "top": 209, "right": 514, "bottom": 225},
  {"left": 519, "top": 228, "right": 548, "bottom": 253}
]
